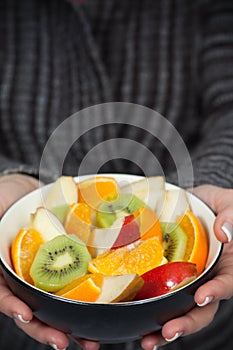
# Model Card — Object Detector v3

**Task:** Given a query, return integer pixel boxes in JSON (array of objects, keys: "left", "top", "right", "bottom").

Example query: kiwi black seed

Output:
[
  {"left": 96, "top": 193, "right": 145, "bottom": 228},
  {"left": 29, "top": 234, "right": 91, "bottom": 292},
  {"left": 160, "top": 222, "right": 188, "bottom": 262}
]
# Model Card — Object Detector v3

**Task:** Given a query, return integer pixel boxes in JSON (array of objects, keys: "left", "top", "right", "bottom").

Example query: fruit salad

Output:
[{"left": 10, "top": 175, "right": 209, "bottom": 303}]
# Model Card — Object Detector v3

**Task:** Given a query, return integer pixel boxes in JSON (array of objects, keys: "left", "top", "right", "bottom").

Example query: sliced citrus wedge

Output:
[
  {"left": 177, "top": 210, "right": 208, "bottom": 275},
  {"left": 56, "top": 273, "right": 103, "bottom": 302},
  {"left": 64, "top": 203, "right": 92, "bottom": 244},
  {"left": 11, "top": 228, "right": 44, "bottom": 284},
  {"left": 77, "top": 176, "right": 119, "bottom": 209},
  {"left": 134, "top": 206, "right": 162, "bottom": 242},
  {"left": 89, "top": 237, "right": 166, "bottom": 276}
]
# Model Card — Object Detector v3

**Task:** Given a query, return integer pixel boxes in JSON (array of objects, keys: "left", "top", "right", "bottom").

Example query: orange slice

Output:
[
  {"left": 56, "top": 273, "right": 103, "bottom": 302},
  {"left": 89, "top": 237, "right": 166, "bottom": 276},
  {"left": 135, "top": 206, "right": 162, "bottom": 242},
  {"left": 11, "top": 228, "right": 44, "bottom": 284},
  {"left": 177, "top": 210, "right": 208, "bottom": 275},
  {"left": 77, "top": 176, "right": 119, "bottom": 209},
  {"left": 64, "top": 203, "right": 92, "bottom": 244}
]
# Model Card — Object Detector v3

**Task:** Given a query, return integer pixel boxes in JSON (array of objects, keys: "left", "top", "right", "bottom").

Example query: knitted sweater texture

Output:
[
  {"left": 1, "top": 0, "right": 233, "bottom": 187},
  {"left": 0, "top": 0, "right": 233, "bottom": 349}
]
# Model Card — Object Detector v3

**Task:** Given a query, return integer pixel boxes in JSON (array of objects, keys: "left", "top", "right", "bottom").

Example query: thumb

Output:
[
  {"left": 214, "top": 208, "right": 233, "bottom": 244},
  {"left": 211, "top": 188, "right": 233, "bottom": 243},
  {"left": 190, "top": 185, "right": 233, "bottom": 243}
]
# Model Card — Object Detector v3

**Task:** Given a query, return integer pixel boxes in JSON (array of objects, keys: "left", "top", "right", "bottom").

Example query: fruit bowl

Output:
[{"left": 0, "top": 174, "right": 223, "bottom": 343}]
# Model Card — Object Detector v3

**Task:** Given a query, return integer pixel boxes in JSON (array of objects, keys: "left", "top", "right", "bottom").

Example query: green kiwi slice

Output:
[
  {"left": 161, "top": 222, "right": 188, "bottom": 262},
  {"left": 96, "top": 193, "right": 145, "bottom": 228},
  {"left": 30, "top": 234, "right": 91, "bottom": 292}
]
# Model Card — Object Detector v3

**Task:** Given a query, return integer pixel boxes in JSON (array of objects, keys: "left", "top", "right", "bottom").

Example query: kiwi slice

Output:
[
  {"left": 30, "top": 234, "right": 91, "bottom": 292},
  {"left": 96, "top": 193, "right": 145, "bottom": 228},
  {"left": 161, "top": 222, "right": 187, "bottom": 262}
]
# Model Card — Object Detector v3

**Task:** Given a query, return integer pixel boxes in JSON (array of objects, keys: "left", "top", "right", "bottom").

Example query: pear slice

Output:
[
  {"left": 96, "top": 274, "right": 144, "bottom": 303},
  {"left": 159, "top": 189, "right": 190, "bottom": 223},
  {"left": 31, "top": 207, "right": 66, "bottom": 241},
  {"left": 121, "top": 176, "right": 165, "bottom": 214},
  {"left": 45, "top": 176, "right": 78, "bottom": 222}
]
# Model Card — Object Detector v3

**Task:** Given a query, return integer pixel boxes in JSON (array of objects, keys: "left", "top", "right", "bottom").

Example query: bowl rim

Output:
[{"left": 0, "top": 173, "right": 223, "bottom": 306}]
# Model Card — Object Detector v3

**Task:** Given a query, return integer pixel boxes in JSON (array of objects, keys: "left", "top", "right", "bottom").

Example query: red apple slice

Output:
[
  {"left": 89, "top": 215, "right": 140, "bottom": 257},
  {"left": 111, "top": 214, "right": 140, "bottom": 249},
  {"left": 135, "top": 262, "right": 197, "bottom": 300},
  {"left": 88, "top": 217, "right": 123, "bottom": 257}
]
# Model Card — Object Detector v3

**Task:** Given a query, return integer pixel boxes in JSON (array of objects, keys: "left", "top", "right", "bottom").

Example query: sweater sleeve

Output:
[
  {"left": 176, "top": 1, "right": 233, "bottom": 189},
  {"left": 0, "top": 154, "right": 56, "bottom": 184}
]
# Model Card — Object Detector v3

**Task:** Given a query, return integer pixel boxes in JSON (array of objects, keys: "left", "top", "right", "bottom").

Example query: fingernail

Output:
[
  {"left": 197, "top": 295, "right": 214, "bottom": 307},
  {"left": 13, "top": 313, "right": 30, "bottom": 324},
  {"left": 49, "top": 344, "right": 67, "bottom": 350},
  {"left": 221, "top": 222, "right": 233, "bottom": 242},
  {"left": 165, "top": 331, "right": 183, "bottom": 342}
]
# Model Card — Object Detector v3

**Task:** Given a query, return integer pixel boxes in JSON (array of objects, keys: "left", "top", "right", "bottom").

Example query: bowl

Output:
[{"left": 0, "top": 174, "right": 223, "bottom": 344}]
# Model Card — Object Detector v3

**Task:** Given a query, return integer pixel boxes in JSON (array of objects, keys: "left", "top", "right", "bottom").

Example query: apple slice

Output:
[
  {"left": 159, "top": 189, "right": 190, "bottom": 223},
  {"left": 96, "top": 274, "right": 144, "bottom": 303},
  {"left": 88, "top": 215, "right": 140, "bottom": 257},
  {"left": 30, "top": 207, "right": 66, "bottom": 241},
  {"left": 45, "top": 176, "right": 78, "bottom": 222},
  {"left": 135, "top": 262, "right": 197, "bottom": 300},
  {"left": 88, "top": 217, "right": 124, "bottom": 257},
  {"left": 111, "top": 214, "right": 140, "bottom": 249},
  {"left": 120, "top": 176, "right": 165, "bottom": 214}
]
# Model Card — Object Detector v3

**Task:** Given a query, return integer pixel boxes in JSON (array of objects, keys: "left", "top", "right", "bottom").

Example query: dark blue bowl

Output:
[{"left": 0, "top": 175, "right": 223, "bottom": 343}]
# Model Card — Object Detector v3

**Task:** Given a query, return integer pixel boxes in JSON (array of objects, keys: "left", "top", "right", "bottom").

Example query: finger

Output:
[
  {"left": 161, "top": 301, "right": 219, "bottom": 341},
  {"left": 0, "top": 274, "right": 33, "bottom": 322},
  {"left": 141, "top": 331, "right": 166, "bottom": 349},
  {"left": 214, "top": 207, "right": 233, "bottom": 243},
  {"left": 0, "top": 272, "right": 69, "bottom": 349},
  {"left": 194, "top": 274, "right": 233, "bottom": 306},
  {"left": 141, "top": 302, "right": 219, "bottom": 349},
  {"left": 72, "top": 336, "right": 100, "bottom": 350},
  {"left": 14, "top": 317, "right": 69, "bottom": 350},
  {"left": 189, "top": 185, "right": 233, "bottom": 243}
]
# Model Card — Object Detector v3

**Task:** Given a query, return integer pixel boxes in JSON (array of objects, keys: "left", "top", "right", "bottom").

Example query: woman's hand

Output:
[
  {"left": 0, "top": 173, "right": 40, "bottom": 217},
  {"left": 141, "top": 184, "right": 233, "bottom": 349},
  {"left": 0, "top": 174, "right": 100, "bottom": 350}
]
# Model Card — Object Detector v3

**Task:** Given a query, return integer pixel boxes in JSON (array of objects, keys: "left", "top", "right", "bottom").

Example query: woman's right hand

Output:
[{"left": 0, "top": 174, "right": 100, "bottom": 350}]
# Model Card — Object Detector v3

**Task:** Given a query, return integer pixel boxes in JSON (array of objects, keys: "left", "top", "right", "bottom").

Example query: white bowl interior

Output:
[{"left": 0, "top": 174, "right": 221, "bottom": 282}]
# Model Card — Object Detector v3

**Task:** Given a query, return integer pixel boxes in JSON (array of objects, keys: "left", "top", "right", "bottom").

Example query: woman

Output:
[{"left": 0, "top": 1, "right": 233, "bottom": 349}]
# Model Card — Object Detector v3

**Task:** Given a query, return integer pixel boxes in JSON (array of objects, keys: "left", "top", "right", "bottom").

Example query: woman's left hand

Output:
[{"left": 141, "top": 184, "right": 233, "bottom": 349}]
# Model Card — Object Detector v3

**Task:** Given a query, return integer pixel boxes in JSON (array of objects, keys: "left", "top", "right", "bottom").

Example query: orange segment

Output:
[
  {"left": 89, "top": 237, "right": 166, "bottom": 276},
  {"left": 11, "top": 228, "right": 44, "bottom": 284},
  {"left": 135, "top": 206, "right": 162, "bottom": 242},
  {"left": 64, "top": 203, "right": 92, "bottom": 244},
  {"left": 177, "top": 210, "right": 208, "bottom": 275},
  {"left": 56, "top": 273, "right": 103, "bottom": 302},
  {"left": 77, "top": 176, "right": 119, "bottom": 209}
]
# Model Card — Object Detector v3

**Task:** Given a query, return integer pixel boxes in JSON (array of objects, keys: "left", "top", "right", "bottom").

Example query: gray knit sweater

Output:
[{"left": 0, "top": 0, "right": 233, "bottom": 349}]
